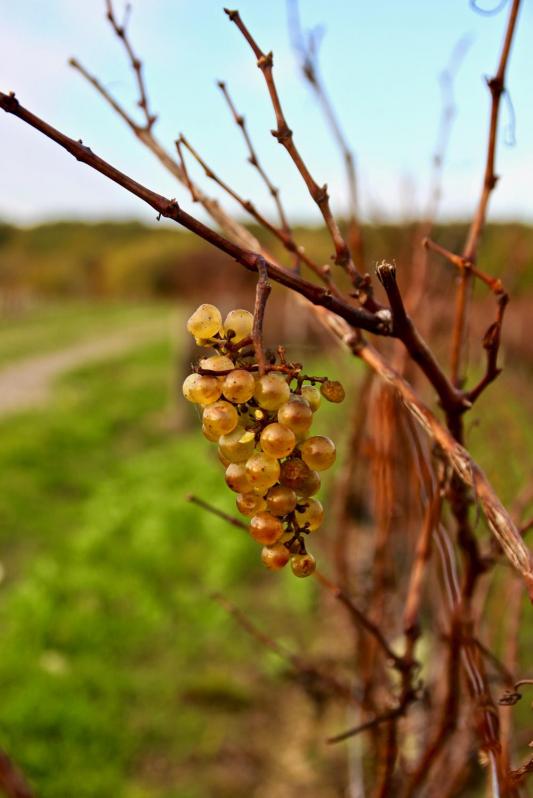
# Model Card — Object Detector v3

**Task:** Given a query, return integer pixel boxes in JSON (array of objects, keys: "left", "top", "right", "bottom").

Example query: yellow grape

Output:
[
  {"left": 295, "top": 498, "right": 324, "bottom": 531},
  {"left": 277, "top": 396, "right": 313, "bottom": 435},
  {"left": 202, "top": 401, "right": 239, "bottom": 437},
  {"left": 223, "top": 308, "right": 254, "bottom": 343},
  {"left": 291, "top": 553, "right": 316, "bottom": 578},
  {"left": 236, "top": 492, "right": 267, "bottom": 517},
  {"left": 222, "top": 369, "right": 255, "bottom": 403},
  {"left": 299, "top": 436, "right": 336, "bottom": 471},
  {"left": 245, "top": 452, "right": 281, "bottom": 492},
  {"left": 202, "top": 422, "right": 220, "bottom": 443},
  {"left": 266, "top": 485, "right": 297, "bottom": 516},
  {"left": 225, "top": 463, "right": 253, "bottom": 493},
  {"left": 182, "top": 373, "right": 222, "bottom": 404},
  {"left": 261, "top": 544, "right": 290, "bottom": 570},
  {"left": 254, "top": 373, "right": 290, "bottom": 411},
  {"left": 260, "top": 423, "right": 296, "bottom": 458},
  {"left": 186, "top": 303, "right": 222, "bottom": 338},
  {"left": 199, "top": 354, "right": 234, "bottom": 375},
  {"left": 218, "top": 449, "right": 231, "bottom": 468},
  {"left": 218, "top": 426, "right": 256, "bottom": 463},
  {"left": 320, "top": 379, "right": 345, "bottom": 403},
  {"left": 301, "top": 385, "right": 321, "bottom": 412},
  {"left": 279, "top": 457, "right": 312, "bottom": 491},
  {"left": 296, "top": 469, "right": 321, "bottom": 498},
  {"left": 249, "top": 511, "right": 284, "bottom": 545}
]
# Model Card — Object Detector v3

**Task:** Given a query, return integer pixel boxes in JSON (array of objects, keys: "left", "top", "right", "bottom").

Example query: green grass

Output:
[{"left": 0, "top": 301, "right": 172, "bottom": 367}]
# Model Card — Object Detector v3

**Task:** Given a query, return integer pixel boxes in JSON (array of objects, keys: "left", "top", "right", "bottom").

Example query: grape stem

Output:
[{"left": 252, "top": 257, "right": 272, "bottom": 376}]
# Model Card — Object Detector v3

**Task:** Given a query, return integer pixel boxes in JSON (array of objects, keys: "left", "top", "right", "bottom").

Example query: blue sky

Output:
[{"left": 1, "top": 1, "right": 532, "bottom": 226}]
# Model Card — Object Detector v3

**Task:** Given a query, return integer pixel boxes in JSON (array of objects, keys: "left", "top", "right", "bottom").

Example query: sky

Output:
[{"left": 1, "top": 0, "right": 532, "bottom": 227}]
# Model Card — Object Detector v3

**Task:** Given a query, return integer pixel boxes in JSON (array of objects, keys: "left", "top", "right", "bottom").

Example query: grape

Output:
[
  {"left": 222, "top": 369, "right": 255, "bottom": 403},
  {"left": 249, "top": 511, "right": 283, "bottom": 545},
  {"left": 301, "top": 385, "right": 321, "bottom": 412},
  {"left": 223, "top": 309, "right": 254, "bottom": 343},
  {"left": 260, "top": 423, "right": 296, "bottom": 458},
  {"left": 202, "top": 400, "right": 239, "bottom": 437},
  {"left": 254, "top": 373, "right": 290, "bottom": 411},
  {"left": 236, "top": 492, "right": 266, "bottom": 517},
  {"left": 182, "top": 373, "right": 222, "bottom": 404},
  {"left": 218, "top": 449, "right": 231, "bottom": 468},
  {"left": 187, "top": 303, "right": 222, "bottom": 338},
  {"left": 279, "top": 457, "right": 312, "bottom": 491},
  {"left": 299, "top": 436, "right": 336, "bottom": 471},
  {"left": 245, "top": 453, "right": 281, "bottom": 492},
  {"left": 202, "top": 422, "right": 220, "bottom": 443},
  {"left": 266, "top": 485, "right": 297, "bottom": 516},
  {"left": 199, "top": 354, "right": 234, "bottom": 375},
  {"left": 321, "top": 379, "right": 345, "bottom": 403},
  {"left": 295, "top": 498, "right": 324, "bottom": 531},
  {"left": 261, "top": 544, "right": 290, "bottom": 570},
  {"left": 296, "top": 469, "right": 321, "bottom": 498},
  {"left": 277, "top": 396, "right": 313, "bottom": 435},
  {"left": 291, "top": 553, "right": 316, "bottom": 578},
  {"left": 218, "top": 426, "right": 256, "bottom": 463},
  {"left": 225, "top": 463, "right": 253, "bottom": 493}
]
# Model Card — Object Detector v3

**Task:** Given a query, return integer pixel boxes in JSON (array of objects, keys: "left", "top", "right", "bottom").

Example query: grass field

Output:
[{"left": 0, "top": 300, "right": 530, "bottom": 797}]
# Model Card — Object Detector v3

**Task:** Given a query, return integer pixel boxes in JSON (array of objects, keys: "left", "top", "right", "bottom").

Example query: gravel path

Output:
[{"left": 0, "top": 319, "right": 169, "bottom": 416}]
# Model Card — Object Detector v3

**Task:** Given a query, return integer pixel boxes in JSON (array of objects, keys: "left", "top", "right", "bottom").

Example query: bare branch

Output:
[
  {"left": 287, "top": 0, "right": 364, "bottom": 266},
  {"left": 376, "top": 261, "right": 468, "bottom": 415},
  {"left": 217, "top": 80, "right": 291, "bottom": 239},
  {"left": 451, "top": 0, "right": 521, "bottom": 384},
  {"left": 177, "top": 133, "right": 332, "bottom": 285},
  {"left": 223, "top": 8, "right": 378, "bottom": 307},
  {"left": 0, "top": 91, "right": 386, "bottom": 337},
  {"left": 104, "top": 0, "right": 156, "bottom": 130}
]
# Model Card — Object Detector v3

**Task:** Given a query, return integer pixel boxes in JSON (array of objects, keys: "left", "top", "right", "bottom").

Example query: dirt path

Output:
[{"left": 0, "top": 318, "right": 170, "bottom": 416}]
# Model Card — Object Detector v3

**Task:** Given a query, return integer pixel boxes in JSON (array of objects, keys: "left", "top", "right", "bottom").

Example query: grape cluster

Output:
[{"left": 182, "top": 303, "right": 345, "bottom": 578}]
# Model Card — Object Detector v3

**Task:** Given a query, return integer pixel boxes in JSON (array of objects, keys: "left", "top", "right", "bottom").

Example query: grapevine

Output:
[{"left": 182, "top": 302, "right": 345, "bottom": 578}]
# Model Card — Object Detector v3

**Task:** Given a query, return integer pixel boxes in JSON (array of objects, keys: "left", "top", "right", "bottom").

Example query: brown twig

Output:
[
  {"left": 450, "top": 0, "right": 521, "bottom": 385},
  {"left": 314, "top": 569, "right": 404, "bottom": 669},
  {"left": 104, "top": 0, "right": 156, "bottom": 130},
  {"left": 177, "top": 132, "right": 332, "bottom": 285},
  {"left": 252, "top": 257, "right": 271, "bottom": 375},
  {"left": 216, "top": 81, "right": 291, "bottom": 239},
  {"left": 405, "top": 34, "right": 472, "bottom": 320},
  {"left": 0, "top": 91, "right": 386, "bottom": 337},
  {"left": 354, "top": 340, "right": 533, "bottom": 599},
  {"left": 465, "top": 292, "right": 509, "bottom": 404},
  {"left": 68, "top": 58, "right": 262, "bottom": 252},
  {"left": 423, "top": 238, "right": 505, "bottom": 295},
  {"left": 327, "top": 707, "right": 403, "bottom": 745},
  {"left": 187, "top": 494, "right": 247, "bottom": 531},
  {"left": 287, "top": 0, "right": 364, "bottom": 267},
  {"left": 224, "top": 8, "right": 377, "bottom": 307},
  {"left": 376, "top": 260, "right": 468, "bottom": 415}
]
